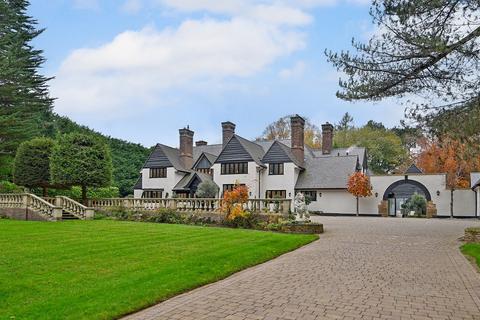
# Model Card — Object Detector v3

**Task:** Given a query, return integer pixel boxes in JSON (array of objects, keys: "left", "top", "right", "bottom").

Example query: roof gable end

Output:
[
  {"left": 215, "top": 135, "right": 254, "bottom": 163},
  {"left": 143, "top": 144, "right": 173, "bottom": 168}
]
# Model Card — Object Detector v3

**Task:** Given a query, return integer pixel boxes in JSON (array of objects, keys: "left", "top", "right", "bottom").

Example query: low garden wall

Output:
[
  {"left": 96, "top": 207, "right": 323, "bottom": 234},
  {"left": 0, "top": 208, "right": 49, "bottom": 221}
]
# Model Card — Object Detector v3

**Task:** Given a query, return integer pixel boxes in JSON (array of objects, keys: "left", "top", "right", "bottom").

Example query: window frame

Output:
[
  {"left": 221, "top": 162, "right": 248, "bottom": 175},
  {"left": 265, "top": 190, "right": 287, "bottom": 199},
  {"left": 149, "top": 167, "right": 167, "bottom": 178},
  {"left": 268, "top": 163, "right": 284, "bottom": 175},
  {"left": 302, "top": 191, "right": 317, "bottom": 202},
  {"left": 142, "top": 190, "right": 163, "bottom": 198},
  {"left": 222, "top": 184, "right": 246, "bottom": 196}
]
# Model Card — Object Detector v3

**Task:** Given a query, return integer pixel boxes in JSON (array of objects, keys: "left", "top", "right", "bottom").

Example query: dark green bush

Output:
[{"left": 0, "top": 181, "right": 23, "bottom": 193}]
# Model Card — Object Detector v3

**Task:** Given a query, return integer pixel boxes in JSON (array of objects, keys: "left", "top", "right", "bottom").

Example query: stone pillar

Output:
[
  {"left": 322, "top": 122, "right": 334, "bottom": 155},
  {"left": 291, "top": 115, "right": 305, "bottom": 166},
  {"left": 378, "top": 200, "right": 388, "bottom": 217},
  {"left": 426, "top": 201, "right": 437, "bottom": 218},
  {"left": 52, "top": 207, "right": 63, "bottom": 221},
  {"left": 85, "top": 208, "right": 95, "bottom": 220}
]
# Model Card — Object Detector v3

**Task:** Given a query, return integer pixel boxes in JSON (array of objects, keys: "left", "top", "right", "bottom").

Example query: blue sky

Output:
[{"left": 29, "top": 0, "right": 406, "bottom": 147}]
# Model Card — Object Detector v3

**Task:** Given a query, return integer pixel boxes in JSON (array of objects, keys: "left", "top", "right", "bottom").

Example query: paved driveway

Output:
[{"left": 124, "top": 217, "right": 480, "bottom": 320}]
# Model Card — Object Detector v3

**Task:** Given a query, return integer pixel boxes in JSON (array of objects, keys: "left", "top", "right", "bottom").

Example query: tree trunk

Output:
[
  {"left": 42, "top": 187, "right": 48, "bottom": 198},
  {"left": 450, "top": 189, "right": 454, "bottom": 218},
  {"left": 356, "top": 196, "right": 359, "bottom": 217},
  {"left": 82, "top": 185, "right": 88, "bottom": 206}
]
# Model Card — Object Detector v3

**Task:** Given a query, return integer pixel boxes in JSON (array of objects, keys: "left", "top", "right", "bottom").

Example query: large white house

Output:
[{"left": 134, "top": 116, "right": 479, "bottom": 218}]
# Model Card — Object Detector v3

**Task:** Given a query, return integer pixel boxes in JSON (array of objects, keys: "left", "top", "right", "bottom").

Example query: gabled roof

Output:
[
  {"left": 143, "top": 144, "right": 188, "bottom": 172},
  {"left": 173, "top": 172, "right": 215, "bottom": 191},
  {"left": 215, "top": 135, "right": 266, "bottom": 167},
  {"left": 405, "top": 163, "right": 423, "bottom": 174},
  {"left": 234, "top": 135, "right": 266, "bottom": 166},
  {"left": 473, "top": 179, "right": 480, "bottom": 190},
  {"left": 192, "top": 152, "right": 217, "bottom": 169},
  {"left": 133, "top": 173, "right": 142, "bottom": 190},
  {"left": 295, "top": 155, "right": 358, "bottom": 189},
  {"left": 193, "top": 144, "right": 222, "bottom": 162},
  {"left": 262, "top": 140, "right": 304, "bottom": 168}
]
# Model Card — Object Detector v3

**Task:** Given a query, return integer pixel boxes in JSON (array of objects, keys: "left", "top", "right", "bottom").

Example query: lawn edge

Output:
[
  {"left": 118, "top": 234, "right": 320, "bottom": 319},
  {"left": 460, "top": 244, "right": 480, "bottom": 273}
]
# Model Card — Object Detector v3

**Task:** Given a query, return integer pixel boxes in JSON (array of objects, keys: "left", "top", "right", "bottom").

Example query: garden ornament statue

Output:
[{"left": 294, "top": 192, "right": 310, "bottom": 222}]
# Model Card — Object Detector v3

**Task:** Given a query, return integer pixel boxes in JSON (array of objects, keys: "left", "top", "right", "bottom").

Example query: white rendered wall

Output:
[
  {"left": 134, "top": 189, "right": 143, "bottom": 198},
  {"left": 260, "top": 163, "right": 299, "bottom": 199},
  {"left": 212, "top": 162, "right": 260, "bottom": 198},
  {"left": 138, "top": 167, "right": 185, "bottom": 198}
]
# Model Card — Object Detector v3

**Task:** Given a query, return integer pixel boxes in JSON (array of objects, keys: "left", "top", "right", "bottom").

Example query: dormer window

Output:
[
  {"left": 269, "top": 163, "right": 284, "bottom": 175},
  {"left": 150, "top": 167, "right": 167, "bottom": 178},
  {"left": 221, "top": 162, "right": 248, "bottom": 175}
]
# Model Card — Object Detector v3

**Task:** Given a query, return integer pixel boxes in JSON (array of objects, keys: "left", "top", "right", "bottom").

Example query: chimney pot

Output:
[
  {"left": 222, "top": 121, "right": 236, "bottom": 147},
  {"left": 179, "top": 127, "right": 194, "bottom": 169},
  {"left": 322, "top": 123, "right": 334, "bottom": 155},
  {"left": 196, "top": 140, "right": 208, "bottom": 147}
]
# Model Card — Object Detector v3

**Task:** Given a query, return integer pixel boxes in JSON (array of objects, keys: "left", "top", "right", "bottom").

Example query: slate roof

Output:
[
  {"left": 173, "top": 172, "right": 215, "bottom": 191},
  {"left": 262, "top": 140, "right": 304, "bottom": 169},
  {"left": 405, "top": 163, "right": 423, "bottom": 174},
  {"left": 232, "top": 135, "right": 267, "bottom": 167},
  {"left": 144, "top": 134, "right": 364, "bottom": 191},
  {"left": 193, "top": 144, "right": 222, "bottom": 162},
  {"left": 144, "top": 144, "right": 188, "bottom": 172},
  {"left": 473, "top": 179, "right": 480, "bottom": 190},
  {"left": 133, "top": 174, "right": 142, "bottom": 190},
  {"left": 312, "top": 147, "right": 367, "bottom": 169},
  {"left": 295, "top": 155, "right": 359, "bottom": 189}
]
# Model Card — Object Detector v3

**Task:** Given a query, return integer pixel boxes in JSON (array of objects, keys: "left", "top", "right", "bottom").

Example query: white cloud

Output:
[
  {"left": 53, "top": 17, "right": 306, "bottom": 116},
  {"left": 121, "top": 0, "right": 143, "bottom": 14},
  {"left": 279, "top": 61, "right": 306, "bottom": 79}
]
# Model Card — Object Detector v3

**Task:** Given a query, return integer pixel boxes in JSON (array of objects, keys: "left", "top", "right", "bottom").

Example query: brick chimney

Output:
[
  {"left": 196, "top": 140, "right": 208, "bottom": 147},
  {"left": 222, "top": 121, "right": 236, "bottom": 147},
  {"left": 179, "top": 126, "right": 194, "bottom": 169},
  {"left": 322, "top": 122, "right": 334, "bottom": 155},
  {"left": 290, "top": 115, "right": 305, "bottom": 165}
]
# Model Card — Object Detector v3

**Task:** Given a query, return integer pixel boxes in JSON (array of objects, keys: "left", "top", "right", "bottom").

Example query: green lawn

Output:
[
  {"left": 0, "top": 220, "right": 317, "bottom": 320},
  {"left": 462, "top": 243, "right": 480, "bottom": 269}
]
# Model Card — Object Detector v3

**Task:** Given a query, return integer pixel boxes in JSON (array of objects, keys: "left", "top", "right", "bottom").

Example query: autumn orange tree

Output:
[
  {"left": 416, "top": 137, "right": 480, "bottom": 217},
  {"left": 222, "top": 183, "right": 249, "bottom": 221},
  {"left": 347, "top": 171, "right": 373, "bottom": 216}
]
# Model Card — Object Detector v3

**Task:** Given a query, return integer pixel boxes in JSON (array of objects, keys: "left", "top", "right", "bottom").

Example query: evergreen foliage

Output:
[
  {"left": 50, "top": 133, "right": 113, "bottom": 203},
  {"left": 195, "top": 180, "right": 219, "bottom": 198},
  {"left": 0, "top": 0, "right": 54, "bottom": 179},
  {"left": 334, "top": 123, "right": 408, "bottom": 174},
  {"left": 326, "top": 0, "right": 480, "bottom": 140},
  {"left": 13, "top": 137, "right": 55, "bottom": 195}
]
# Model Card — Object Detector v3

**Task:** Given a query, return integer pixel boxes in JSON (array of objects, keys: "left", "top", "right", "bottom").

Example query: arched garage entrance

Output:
[{"left": 382, "top": 179, "right": 432, "bottom": 216}]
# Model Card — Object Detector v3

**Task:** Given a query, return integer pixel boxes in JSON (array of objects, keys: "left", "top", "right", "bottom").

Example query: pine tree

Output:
[
  {"left": 326, "top": 0, "right": 480, "bottom": 126},
  {"left": 0, "top": 0, "right": 54, "bottom": 179}
]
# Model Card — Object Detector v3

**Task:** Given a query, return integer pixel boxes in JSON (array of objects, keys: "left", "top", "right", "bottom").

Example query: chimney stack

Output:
[
  {"left": 290, "top": 115, "right": 305, "bottom": 165},
  {"left": 179, "top": 126, "right": 194, "bottom": 169},
  {"left": 222, "top": 121, "right": 236, "bottom": 147},
  {"left": 196, "top": 140, "right": 208, "bottom": 147},
  {"left": 322, "top": 122, "right": 334, "bottom": 155}
]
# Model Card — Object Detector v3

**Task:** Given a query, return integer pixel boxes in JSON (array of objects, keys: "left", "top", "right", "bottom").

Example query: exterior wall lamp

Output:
[
  {"left": 436, "top": 190, "right": 440, "bottom": 196},
  {"left": 375, "top": 192, "right": 378, "bottom": 198}
]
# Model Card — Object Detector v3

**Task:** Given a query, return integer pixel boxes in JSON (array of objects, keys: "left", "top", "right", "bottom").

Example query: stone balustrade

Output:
[
  {"left": 55, "top": 196, "right": 95, "bottom": 220},
  {"left": 88, "top": 198, "right": 291, "bottom": 215},
  {"left": 0, "top": 193, "right": 62, "bottom": 221}
]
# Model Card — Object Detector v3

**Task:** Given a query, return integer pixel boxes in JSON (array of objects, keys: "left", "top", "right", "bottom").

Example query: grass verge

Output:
[{"left": 0, "top": 219, "right": 317, "bottom": 319}]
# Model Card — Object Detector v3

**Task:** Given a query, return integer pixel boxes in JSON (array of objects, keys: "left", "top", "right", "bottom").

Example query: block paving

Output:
[{"left": 124, "top": 217, "right": 480, "bottom": 320}]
